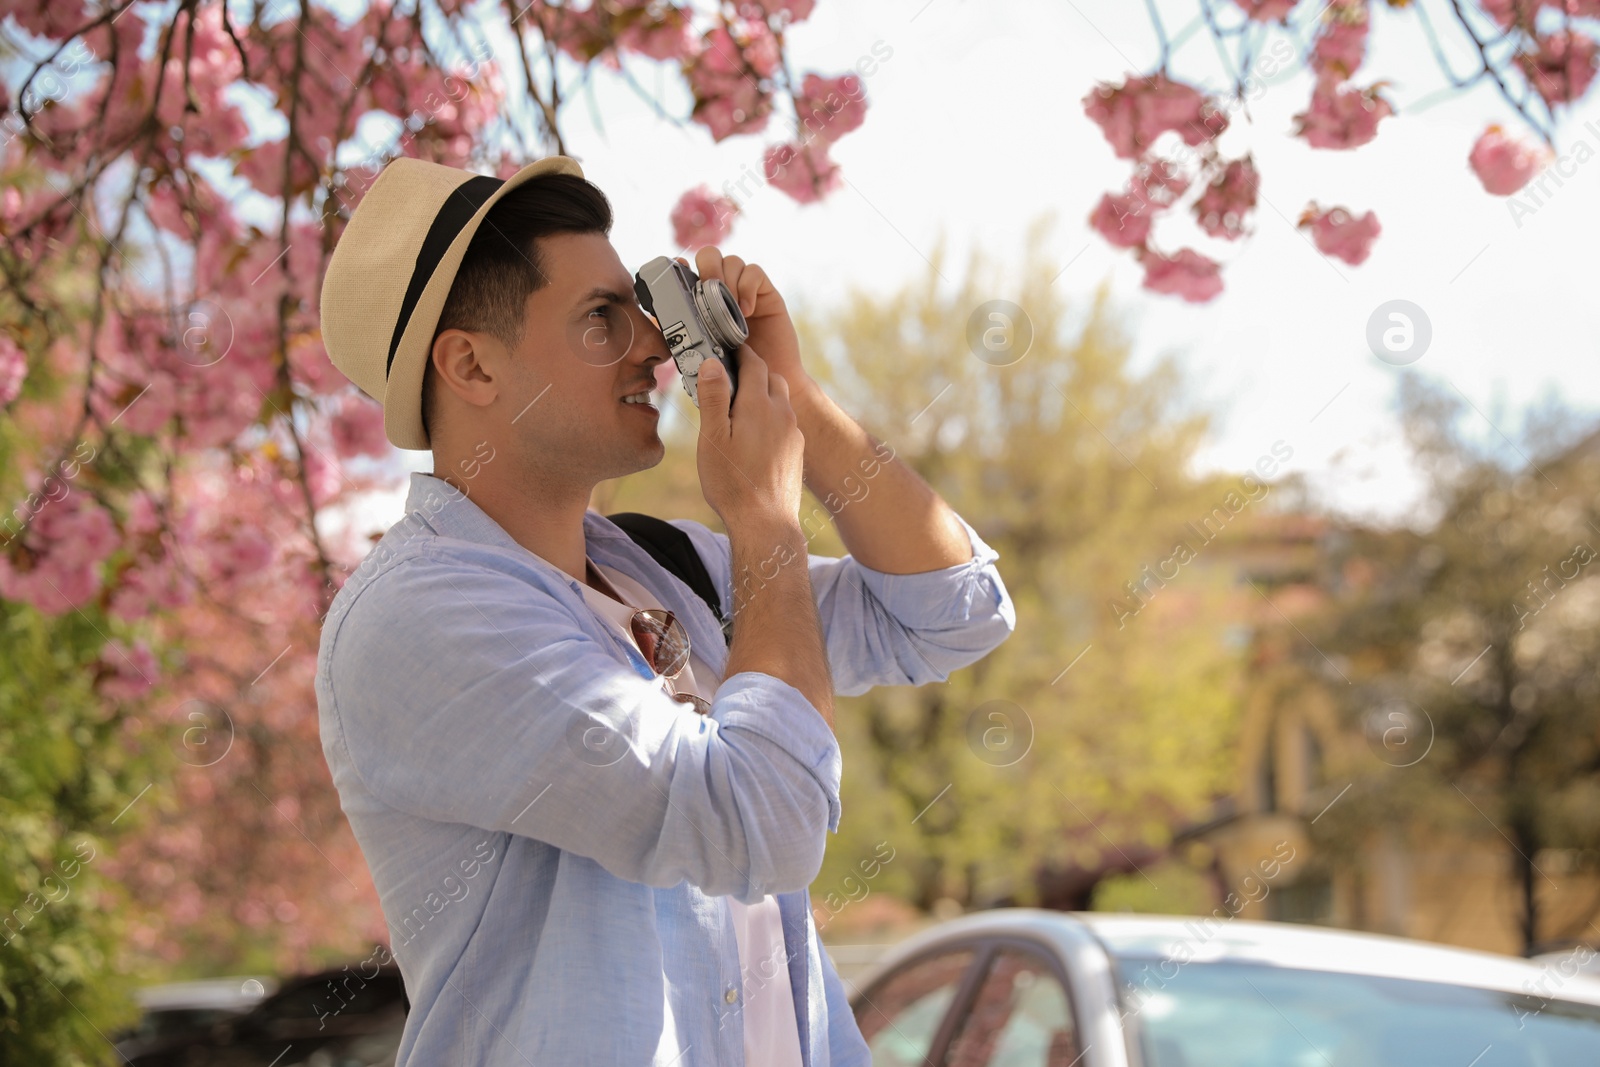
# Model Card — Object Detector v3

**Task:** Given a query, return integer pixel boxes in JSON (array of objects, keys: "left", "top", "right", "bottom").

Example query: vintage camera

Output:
[{"left": 634, "top": 256, "right": 748, "bottom": 406}]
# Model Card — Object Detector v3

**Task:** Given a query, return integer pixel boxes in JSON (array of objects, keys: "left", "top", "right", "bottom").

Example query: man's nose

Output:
[{"left": 629, "top": 305, "right": 672, "bottom": 364}]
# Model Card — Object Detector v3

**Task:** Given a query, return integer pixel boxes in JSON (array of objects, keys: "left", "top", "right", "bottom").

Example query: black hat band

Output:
[{"left": 385, "top": 174, "right": 505, "bottom": 380}]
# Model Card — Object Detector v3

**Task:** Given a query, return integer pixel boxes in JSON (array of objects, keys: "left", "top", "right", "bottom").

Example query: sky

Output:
[{"left": 358, "top": 0, "right": 1600, "bottom": 538}]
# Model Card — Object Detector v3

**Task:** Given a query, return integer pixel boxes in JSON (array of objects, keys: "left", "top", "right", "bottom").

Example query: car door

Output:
[
  {"left": 853, "top": 936, "right": 1084, "bottom": 1067},
  {"left": 854, "top": 943, "right": 985, "bottom": 1067}
]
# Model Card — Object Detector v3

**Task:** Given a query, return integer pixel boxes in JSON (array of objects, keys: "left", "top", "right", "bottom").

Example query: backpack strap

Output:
[{"left": 605, "top": 512, "right": 732, "bottom": 647}]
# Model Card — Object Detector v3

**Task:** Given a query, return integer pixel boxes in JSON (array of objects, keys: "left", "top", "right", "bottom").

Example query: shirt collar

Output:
[
  {"left": 402, "top": 471, "right": 637, "bottom": 558},
  {"left": 399, "top": 470, "right": 730, "bottom": 710},
  {"left": 403, "top": 472, "right": 517, "bottom": 552}
]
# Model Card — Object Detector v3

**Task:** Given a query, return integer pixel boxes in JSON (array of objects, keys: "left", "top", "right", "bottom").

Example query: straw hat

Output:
[{"left": 320, "top": 154, "right": 585, "bottom": 451}]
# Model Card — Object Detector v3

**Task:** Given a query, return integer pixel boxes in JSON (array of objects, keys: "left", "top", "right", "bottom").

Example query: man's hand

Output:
[
  {"left": 691, "top": 315, "right": 835, "bottom": 728},
  {"left": 693, "top": 344, "right": 803, "bottom": 531},
  {"left": 682, "top": 249, "right": 970, "bottom": 579},
  {"left": 677, "top": 247, "right": 812, "bottom": 397}
]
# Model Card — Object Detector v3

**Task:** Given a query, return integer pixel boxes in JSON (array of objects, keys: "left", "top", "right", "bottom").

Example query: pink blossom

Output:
[
  {"left": 237, "top": 138, "right": 323, "bottom": 200},
  {"left": 304, "top": 447, "right": 344, "bottom": 508},
  {"left": 330, "top": 392, "right": 390, "bottom": 459},
  {"left": 170, "top": 336, "right": 278, "bottom": 449},
  {"left": 414, "top": 66, "right": 504, "bottom": 149},
  {"left": 220, "top": 222, "right": 324, "bottom": 312},
  {"left": 1517, "top": 31, "right": 1598, "bottom": 107},
  {"left": 763, "top": 139, "right": 842, "bottom": 204},
  {"left": 737, "top": 0, "right": 817, "bottom": 22},
  {"left": 695, "top": 26, "right": 747, "bottom": 76},
  {"left": 1089, "top": 158, "right": 1194, "bottom": 251},
  {"left": 1089, "top": 192, "right": 1153, "bottom": 248},
  {"left": 1468, "top": 126, "right": 1549, "bottom": 195},
  {"left": 126, "top": 492, "right": 164, "bottom": 540},
  {"left": 1479, "top": 0, "right": 1546, "bottom": 29},
  {"left": 1293, "top": 81, "right": 1393, "bottom": 149},
  {"left": 670, "top": 186, "right": 739, "bottom": 250},
  {"left": 615, "top": 6, "right": 694, "bottom": 61},
  {"left": 142, "top": 181, "right": 193, "bottom": 238},
  {"left": 0, "top": 552, "right": 101, "bottom": 615},
  {"left": 1130, "top": 158, "right": 1191, "bottom": 206},
  {"left": 288, "top": 336, "right": 344, "bottom": 396},
  {"left": 1232, "top": 0, "right": 1299, "bottom": 20},
  {"left": 0, "top": 495, "right": 119, "bottom": 615},
  {"left": 83, "top": 311, "right": 184, "bottom": 436},
  {"left": 8, "top": 1, "right": 101, "bottom": 40},
  {"left": 46, "top": 494, "right": 120, "bottom": 569},
  {"left": 692, "top": 91, "right": 770, "bottom": 142},
  {"left": 548, "top": 5, "right": 610, "bottom": 64},
  {"left": 1083, "top": 74, "right": 1226, "bottom": 160},
  {"left": 151, "top": 7, "right": 249, "bottom": 157},
  {"left": 1192, "top": 157, "right": 1259, "bottom": 240},
  {"left": 688, "top": 59, "right": 773, "bottom": 142},
  {"left": 108, "top": 551, "right": 196, "bottom": 622},
  {"left": 98, "top": 639, "right": 160, "bottom": 703},
  {"left": 1, "top": 183, "right": 80, "bottom": 264},
  {"left": 203, "top": 526, "right": 278, "bottom": 588},
  {"left": 738, "top": 20, "right": 782, "bottom": 78},
  {"left": 1311, "top": 2, "right": 1369, "bottom": 80},
  {"left": 0, "top": 335, "right": 26, "bottom": 404},
  {"left": 795, "top": 73, "right": 868, "bottom": 145},
  {"left": 1141, "top": 248, "right": 1224, "bottom": 303},
  {"left": 97, "top": 372, "right": 179, "bottom": 437},
  {"left": 1299, "top": 203, "right": 1381, "bottom": 265}
]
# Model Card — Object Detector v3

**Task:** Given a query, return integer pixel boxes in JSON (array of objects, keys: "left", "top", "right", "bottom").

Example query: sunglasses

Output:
[{"left": 628, "top": 608, "right": 712, "bottom": 716}]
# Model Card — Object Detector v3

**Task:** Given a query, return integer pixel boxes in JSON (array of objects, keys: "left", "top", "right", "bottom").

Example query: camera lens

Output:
[{"left": 694, "top": 278, "right": 749, "bottom": 350}]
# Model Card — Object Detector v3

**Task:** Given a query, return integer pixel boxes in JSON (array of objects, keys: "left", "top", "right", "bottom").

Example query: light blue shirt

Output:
[{"left": 315, "top": 472, "right": 1016, "bottom": 1066}]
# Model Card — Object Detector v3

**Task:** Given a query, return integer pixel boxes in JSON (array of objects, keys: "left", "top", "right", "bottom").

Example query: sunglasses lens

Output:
[
  {"left": 632, "top": 609, "right": 690, "bottom": 678},
  {"left": 671, "top": 692, "right": 712, "bottom": 717}
]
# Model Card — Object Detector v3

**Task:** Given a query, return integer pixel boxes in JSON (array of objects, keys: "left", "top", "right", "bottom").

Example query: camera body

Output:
[{"left": 634, "top": 256, "right": 748, "bottom": 406}]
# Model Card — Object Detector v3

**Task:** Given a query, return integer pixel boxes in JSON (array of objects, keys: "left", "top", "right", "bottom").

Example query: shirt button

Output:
[{"left": 724, "top": 985, "right": 739, "bottom": 1004}]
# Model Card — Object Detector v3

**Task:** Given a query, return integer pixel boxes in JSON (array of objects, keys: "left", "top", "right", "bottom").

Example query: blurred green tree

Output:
[{"left": 0, "top": 605, "right": 143, "bottom": 1062}]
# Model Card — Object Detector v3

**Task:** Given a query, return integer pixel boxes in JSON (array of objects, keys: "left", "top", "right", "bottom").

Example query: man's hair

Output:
[{"left": 422, "top": 173, "right": 614, "bottom": 440}]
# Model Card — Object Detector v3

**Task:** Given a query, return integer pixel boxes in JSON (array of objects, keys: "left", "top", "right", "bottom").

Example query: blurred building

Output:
[{"left": 1178, "top": 497, "right": 1600, "bottom": 958}]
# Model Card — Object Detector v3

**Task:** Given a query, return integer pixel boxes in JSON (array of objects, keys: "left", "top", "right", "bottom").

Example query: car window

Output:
[
  {"left": 134, "top": 1007, "right": 240, "bottom": 1039},
  {"left": 943, "top": 947, "right": 1079, "bottom": 1067},
  {"left": 856, "top": 947, "right": 979, "bottom": 1067},
  {"left": 252, "top": 972, "right": 402, "bottom": 1024},
  {"left": 1116, "top": 957, "right": 1600, "bottom": 1066}
]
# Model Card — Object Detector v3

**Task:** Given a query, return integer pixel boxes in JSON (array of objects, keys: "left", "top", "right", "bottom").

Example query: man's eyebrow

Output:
[{"left": 573, "top": 285, "right": 637, "bottom": 307}]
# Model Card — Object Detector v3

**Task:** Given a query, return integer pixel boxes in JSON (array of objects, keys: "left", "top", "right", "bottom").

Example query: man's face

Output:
[{"left": 498, "top": 231, "right": 674, "bottom": 486}]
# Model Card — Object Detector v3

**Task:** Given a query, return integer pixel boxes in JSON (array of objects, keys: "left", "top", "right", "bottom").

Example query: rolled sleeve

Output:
[
  {"left": 321, "top": 551, "right": 839, "bottom": 902},
  {"left": 838, "top": 511, "right": 1006, "bottom": 628},
  {"left": 714, "top": 671, "right": 843, "bottom": 834},
  {"left": 809, "top": 511, "right": 1016, "bottom": 694},
  {"left": 676, "top": 511, "right": 1016, "bottom": 698}
]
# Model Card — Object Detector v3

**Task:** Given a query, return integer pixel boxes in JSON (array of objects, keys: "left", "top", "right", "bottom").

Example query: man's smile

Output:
[{"left": 620, "top": 377, "right": 661, "bottom": 416}]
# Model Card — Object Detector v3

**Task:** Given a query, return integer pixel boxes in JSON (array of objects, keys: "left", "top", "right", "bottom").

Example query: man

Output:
[{"left": 315, "top": 154, "right": 1016, "bottom": 1066}]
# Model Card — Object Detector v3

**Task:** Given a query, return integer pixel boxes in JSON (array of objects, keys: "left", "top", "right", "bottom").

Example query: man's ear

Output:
[{"left": 431, "top": 329, "right": 501, "bottom": 410}]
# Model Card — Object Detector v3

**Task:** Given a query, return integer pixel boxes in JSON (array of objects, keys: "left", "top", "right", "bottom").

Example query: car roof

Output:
[
  {"left": 1533, "top": 946, "right": 1600, "bottom": 974},
  {"left": 844, "top": 909, "right": 1600, "bottom": 1008},
  {"left": 1079, "top": 913, "right": 1600, "bottom": 1002},
  {"left": 135, "top": 977, "right": 278, "bottom": 1012}
]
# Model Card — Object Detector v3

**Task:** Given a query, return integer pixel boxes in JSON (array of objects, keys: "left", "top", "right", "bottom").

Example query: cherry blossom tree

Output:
[
  {"left": 0, "top": 0, "right": 863, "bottom": 1055},
  {"left": 1083, "top": 0, "right": 1599, "bottom": 302}
]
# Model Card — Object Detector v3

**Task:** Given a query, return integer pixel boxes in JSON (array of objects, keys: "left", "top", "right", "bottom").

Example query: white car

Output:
[{"left": 845, "top": 909, "right": 1600, "bottom": 1066}]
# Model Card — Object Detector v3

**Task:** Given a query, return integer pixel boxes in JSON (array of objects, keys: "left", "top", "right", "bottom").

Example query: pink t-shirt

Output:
[{"left": 578, "top": 559, "right": 805, "bottom": 1067}]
